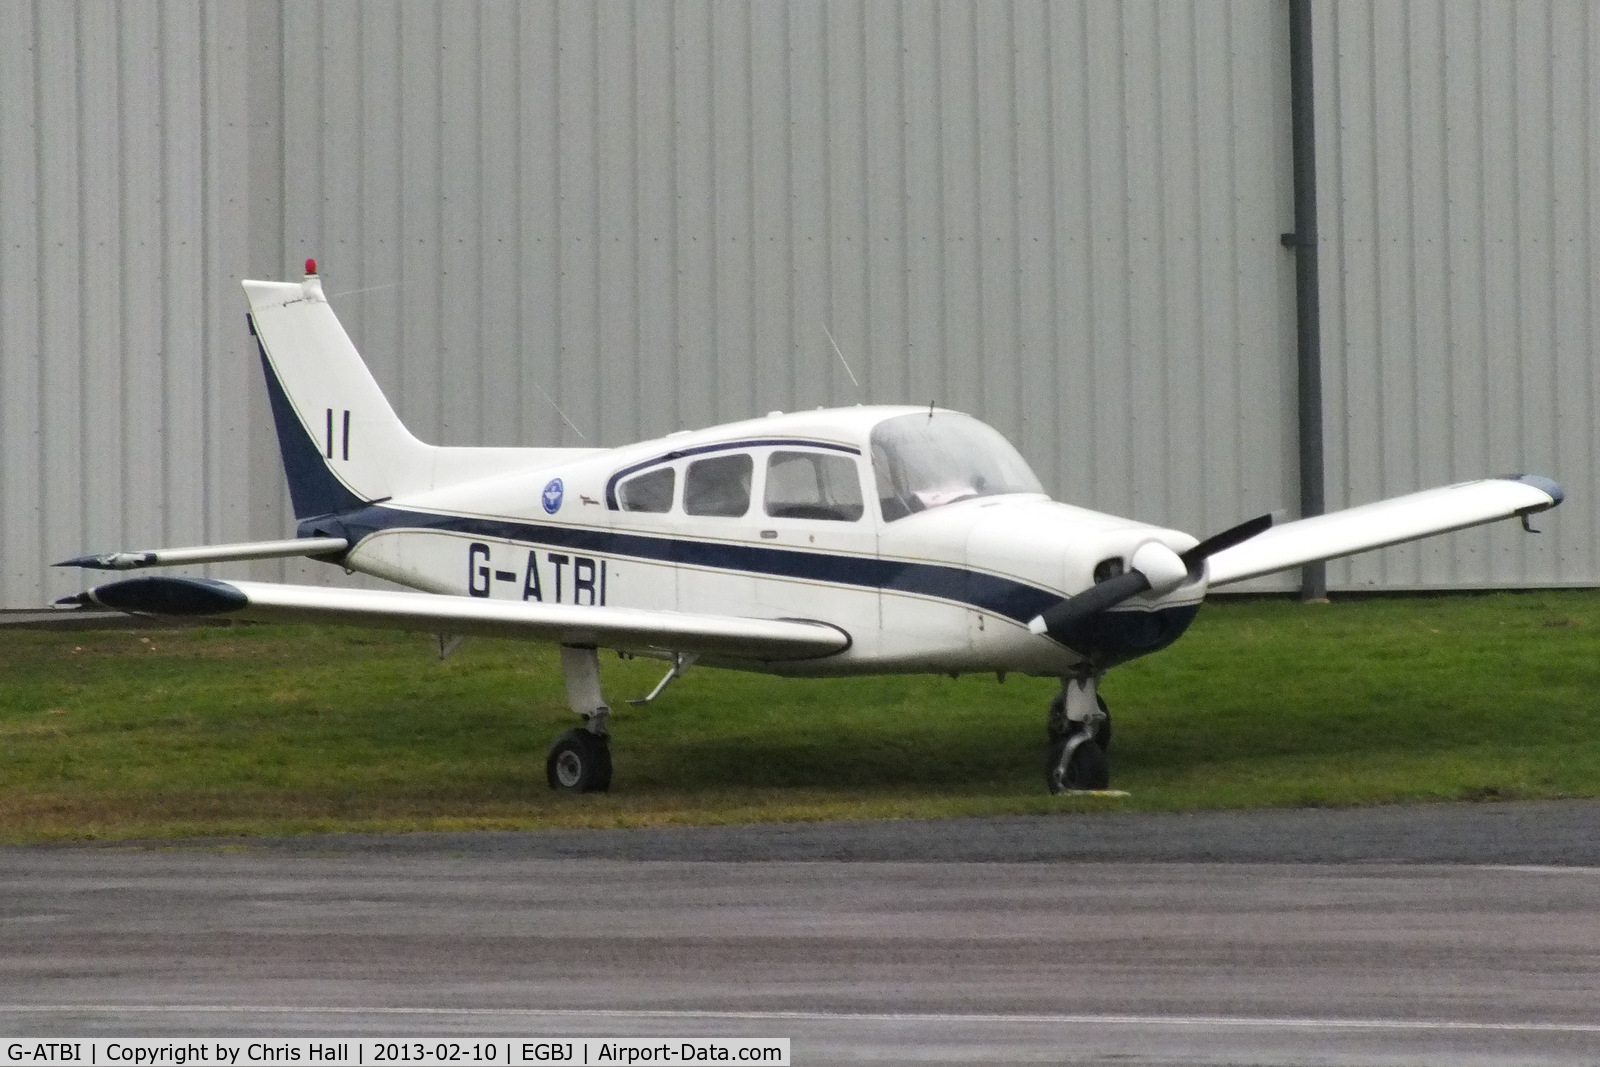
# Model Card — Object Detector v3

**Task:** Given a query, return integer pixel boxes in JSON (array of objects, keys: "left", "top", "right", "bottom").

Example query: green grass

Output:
[{"left": 3, "top": 590, "right": 1600, "bottom": 841}]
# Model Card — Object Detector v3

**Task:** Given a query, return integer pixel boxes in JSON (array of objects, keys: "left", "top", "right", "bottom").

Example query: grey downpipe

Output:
[{"left": 1282, "top": 0, "right": 1327, "bottom": 601}]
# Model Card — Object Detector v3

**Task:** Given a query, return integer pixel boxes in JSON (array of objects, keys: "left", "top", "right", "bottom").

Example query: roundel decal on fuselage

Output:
[{"left": 542, "top": 478, "right": 564, "bottom": 514}]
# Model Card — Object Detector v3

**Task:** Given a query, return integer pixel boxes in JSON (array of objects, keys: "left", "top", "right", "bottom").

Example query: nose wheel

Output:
[
  {"left": 1047, "top": 732, "right": 1109, "bottom": 792},
  {"left": 1048, "top": 691, "right": 1111, "bottom": 749},
  {"left": 1046, "top": 676, "right": 1112, "bottom": 793}
]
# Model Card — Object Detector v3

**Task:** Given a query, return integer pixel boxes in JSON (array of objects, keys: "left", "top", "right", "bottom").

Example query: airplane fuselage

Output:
[{"left": 303, "top": 406, "right": 1206, "bottom": 677}]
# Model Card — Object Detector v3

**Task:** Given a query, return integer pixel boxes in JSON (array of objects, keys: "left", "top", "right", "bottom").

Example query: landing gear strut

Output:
[
  {"left": 546, "top": 645, "right": 613, "bottom": 793},
  {"left": 1047, "top": 689, "right": 1110, "bottom": 749},
  {"left": 1046, "top": 675, "right": 1111, "bottom": 793}
]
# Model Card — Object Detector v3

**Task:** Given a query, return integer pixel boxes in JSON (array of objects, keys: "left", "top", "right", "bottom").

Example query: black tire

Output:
[
  {"left": 546, "top": 728, "right": 613, "bottom": 793},
  {"left": 1045, "top": 736, "right": 1111, "bottom": 794},
  {"left": 1047, "top": 692, "right": 1112, "bottom": 749},
  {"left": 586, "top": 734, "right": 613, "bottom": 792}
]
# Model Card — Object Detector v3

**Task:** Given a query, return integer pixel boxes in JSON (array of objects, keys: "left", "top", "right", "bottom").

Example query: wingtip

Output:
[{"left": 1505, "top": 474, "right": 1565, "bottom": 508}]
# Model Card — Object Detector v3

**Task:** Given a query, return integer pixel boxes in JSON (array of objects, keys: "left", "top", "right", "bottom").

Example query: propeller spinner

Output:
[{"left": 1028, "top": 512, "right": 1276, "bottom": 644}]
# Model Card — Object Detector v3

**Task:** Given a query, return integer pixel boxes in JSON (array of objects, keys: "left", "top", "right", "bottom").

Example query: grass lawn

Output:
[{"left": 2, "top": 590, "right": 1599, "bottom": 841}]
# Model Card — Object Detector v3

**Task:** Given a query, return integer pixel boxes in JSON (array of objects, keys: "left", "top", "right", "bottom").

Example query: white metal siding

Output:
[
  {"left": 266, "top": 0, "right": 1300, "bottom": 580},
  {"left": 0, "top": 0, "right": 1591, "bottom": 608},
  {"left": 1318, "top": 0, "right": 1595, "bottom": 588},
  {"left": 1, "top": 0, "right": 257, "bottom": 608}
]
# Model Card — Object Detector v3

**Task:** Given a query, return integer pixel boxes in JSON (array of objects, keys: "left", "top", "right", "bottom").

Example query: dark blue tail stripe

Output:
[{"left": 255, "top": 329, "right": 366, "bottom": 520}]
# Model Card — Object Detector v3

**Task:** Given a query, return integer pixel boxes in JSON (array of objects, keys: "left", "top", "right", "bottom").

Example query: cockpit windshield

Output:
[{"left": 870, "top": 411, "right": 1044, "bottom": 521}]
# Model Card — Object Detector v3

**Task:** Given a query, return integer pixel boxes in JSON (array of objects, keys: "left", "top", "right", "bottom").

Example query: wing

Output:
[
  {"left": 63, "top": 576, "right": 850, "bottom": 662},
  {"left": 1205, "top": 475, "right": 1563, "bottom": 588},
  {"left": 56, "top": 537, "right": 349, "bottom": 571}
]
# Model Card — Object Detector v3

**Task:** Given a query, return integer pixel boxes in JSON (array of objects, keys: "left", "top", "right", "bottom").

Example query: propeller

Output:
[
  {"left": 1028, "top": 512, "right": 1276, "bottom": 642},
  {"left": 1177, "top": 511, "right": 1276, "bottom": 570}
]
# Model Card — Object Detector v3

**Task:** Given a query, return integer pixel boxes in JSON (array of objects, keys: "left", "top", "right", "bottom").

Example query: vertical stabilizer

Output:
[{"left": 243, "top": 265, "right": 431, "bottom": 518}]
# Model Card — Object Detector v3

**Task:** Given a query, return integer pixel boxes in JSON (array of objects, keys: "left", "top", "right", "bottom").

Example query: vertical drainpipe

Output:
[{"left": 1282, "top": 0, "right": 1327, "bottom": 601}]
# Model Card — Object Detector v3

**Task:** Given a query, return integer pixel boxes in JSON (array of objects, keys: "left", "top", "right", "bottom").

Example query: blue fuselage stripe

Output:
[{"left": 329, "top": 504, "right": 1064, "bottom": 625}]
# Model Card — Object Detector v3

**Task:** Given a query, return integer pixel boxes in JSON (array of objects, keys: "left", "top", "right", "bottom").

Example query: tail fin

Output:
[{"left": 243, "top": 265, "right": 430, "bottom": 519}]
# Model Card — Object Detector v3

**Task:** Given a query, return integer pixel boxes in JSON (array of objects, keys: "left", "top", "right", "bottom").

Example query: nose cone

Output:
[
  {"left": 963, "top": 498, "right": 1206, "bottom": 665},
  {"left": 1130, "top": 540, "right": 1189, "bottom": 596}
]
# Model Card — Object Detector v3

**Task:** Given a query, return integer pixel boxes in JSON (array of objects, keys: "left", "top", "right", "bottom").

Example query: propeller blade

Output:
[
  {"left": 1028, "top": 568, "right": 1152, "bottom": 637},
  {"left": 1179, "top": 512, "right": 1276, "bottom": 569},
  {"left": 1030, "top": 518, "right": 1272, "bottom": 647}
]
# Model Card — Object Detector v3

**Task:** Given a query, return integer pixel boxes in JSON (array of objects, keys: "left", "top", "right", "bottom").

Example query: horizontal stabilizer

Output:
[
  {"left": 56, "top": 537, "right": 349, "bottom": 571},
  {"left": 1205, "top": 475, "right": 1563, "bottom": 587},
  {"left": 67, "top": 577, "right": 851, "bottom": 662}
]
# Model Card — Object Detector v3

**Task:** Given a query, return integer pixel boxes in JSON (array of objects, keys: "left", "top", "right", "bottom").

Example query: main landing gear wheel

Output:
[
  {"left": 1046, "top": 735, "right": 1110, "bottom": 793},
  {"left": 1048, "top": 692, "right": 1111, "bottom": 750},
  {"left": 546, "top": 728, "right": 613, "bottom": 793}
]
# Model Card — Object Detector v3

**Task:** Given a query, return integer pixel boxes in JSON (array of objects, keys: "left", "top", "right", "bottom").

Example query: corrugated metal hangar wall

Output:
[{"left": 0, "top": 0, "right": 1594, "bottom": 608}]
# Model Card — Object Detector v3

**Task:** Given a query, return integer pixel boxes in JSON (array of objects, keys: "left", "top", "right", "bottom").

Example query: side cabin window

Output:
[
  {"left": 684, "top": 453, "right": 753, "bottom": 516},
  {"left": 617, "top": 466, "right": 675, "bottom": 513},
  {"left": 764, "top": 451, "right": 864, "bottom": 521}
]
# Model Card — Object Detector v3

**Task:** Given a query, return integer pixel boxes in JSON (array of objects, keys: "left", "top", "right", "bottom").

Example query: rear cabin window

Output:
[
  {"left": 764, "top": 451, "right": 864, "bottom": 521},
  {"left": 683, "top": 453, "right": 753, "bottom": 516},
  {"left": 617, "top": 466, "right": 675, "bottom": 513}
]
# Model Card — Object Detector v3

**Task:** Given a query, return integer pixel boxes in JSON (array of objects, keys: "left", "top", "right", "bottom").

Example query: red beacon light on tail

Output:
[{"left": 304, "top": 258, "right": 317, "bottom": 276}]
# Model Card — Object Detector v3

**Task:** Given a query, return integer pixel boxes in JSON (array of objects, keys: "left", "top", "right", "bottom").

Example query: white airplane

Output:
[{"left": 60, "top": 262, "right": 1564, "bottom": 794}]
